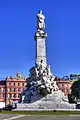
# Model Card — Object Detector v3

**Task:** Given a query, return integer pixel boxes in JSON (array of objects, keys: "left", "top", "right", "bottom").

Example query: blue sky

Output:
[{"left": 0, "top": 0, "right": 80, "bottom": 78}]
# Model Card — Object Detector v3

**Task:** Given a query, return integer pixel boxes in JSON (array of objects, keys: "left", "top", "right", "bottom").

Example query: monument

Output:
[{"left": 16, "top": 10, "right": 76, "bottom": 110}]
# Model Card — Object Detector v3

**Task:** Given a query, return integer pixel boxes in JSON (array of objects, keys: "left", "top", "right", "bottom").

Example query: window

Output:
[
  {"left": 18, "top": 83, "right": 20, "bottom": 86},
  {"left": 2, "top": 94, "right": 5, "bottom": 98},
  {"left": 22, "top": 83, "right": 24, "bottom": 86},
  {"left": 14, "top": 83, "right": 15, "bottom": 86},
  {"left": 9, "top": 82, "right": 11, "bottom": 86},
  {"left": 13, "top": 94, "right": 16, "bottom": 98},
  {"left": 18, "top": 94, "right": 21, "bottom": 98},
  {"left": 14, "top": 88, "right": 16, "bottom": 92},
  {"left": 18, "top": 88, "right": 20, "bottom": 92}
]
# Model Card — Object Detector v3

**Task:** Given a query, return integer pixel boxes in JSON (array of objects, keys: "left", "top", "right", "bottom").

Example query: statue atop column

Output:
[
  {"left": 37, "top": 10, "right": 45, "bottom": 31},
  {"left": 35, "top": 10, "right": 47, "bottom": 39}
]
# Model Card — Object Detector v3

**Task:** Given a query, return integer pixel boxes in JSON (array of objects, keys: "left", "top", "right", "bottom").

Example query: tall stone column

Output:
[{"left": 34, "top": 10, "right": 47, "bottom": 66}]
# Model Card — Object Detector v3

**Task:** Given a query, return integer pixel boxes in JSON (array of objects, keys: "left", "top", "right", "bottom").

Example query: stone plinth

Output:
[{"left": 16, "top": 91, "right": 76, "bottom": 110}]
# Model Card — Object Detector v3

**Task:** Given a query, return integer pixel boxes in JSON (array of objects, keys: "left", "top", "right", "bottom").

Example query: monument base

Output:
[{"left": 15, "top": 90, "right": 76, "bottom": 110}]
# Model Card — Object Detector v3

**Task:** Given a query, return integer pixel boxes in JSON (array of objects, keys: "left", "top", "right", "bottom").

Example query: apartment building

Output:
[{"left": 5, "top": 72, "right": 26, "bottom": 105}]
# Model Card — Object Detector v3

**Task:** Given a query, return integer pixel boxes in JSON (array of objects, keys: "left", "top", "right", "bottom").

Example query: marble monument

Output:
[{"left": 16, "top": 10, "right": 76, "bottom": 110}]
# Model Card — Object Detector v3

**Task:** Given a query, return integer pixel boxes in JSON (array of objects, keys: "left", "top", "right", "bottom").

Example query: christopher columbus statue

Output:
[
  {"left": 34, "top": 10, "right": 47, "bottom": 39},
  {"left": 36, "top": 10, "right": 45, "bottom": 31}
]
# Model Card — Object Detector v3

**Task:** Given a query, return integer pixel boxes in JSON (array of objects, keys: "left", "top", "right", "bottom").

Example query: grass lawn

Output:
[{"left": 0, "top": 110, "right": 80, "bottom": 115}]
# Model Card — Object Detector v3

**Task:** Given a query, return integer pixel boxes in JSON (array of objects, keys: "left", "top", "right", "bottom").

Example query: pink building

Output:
[
  {"left": 0, "top": 80, "right": 6, "bottom": 102},
  {"left": 54, "top": 77, "right": 73, "bottom": 96},
  {"left": 56, "top": 80, "right": 73, "bottom": 96},
  {"left": 5, "top": 72, "right": 27, "bottom": 105}
]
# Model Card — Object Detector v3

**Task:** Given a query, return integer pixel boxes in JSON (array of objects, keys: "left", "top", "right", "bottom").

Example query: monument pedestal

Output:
[{"left": 16, "top": 90, "right": 76, "bottom": 110}]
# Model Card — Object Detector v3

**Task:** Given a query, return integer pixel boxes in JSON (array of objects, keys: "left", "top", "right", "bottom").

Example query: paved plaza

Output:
[{"left": 0, "top": 114, "right": 80, "bottom": 120}]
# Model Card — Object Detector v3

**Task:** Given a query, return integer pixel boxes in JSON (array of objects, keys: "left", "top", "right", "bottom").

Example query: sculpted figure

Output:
[
  {"left": 53, "top": 81, "right": 59, "bottom": 91},
  {"left": 37, "top": 10, "right": 45, "bottom": 31},
  {"left": 46, "top": 65, "right": 52, "bottom": 76},
  {"left": 35, "top": 67, "right": 39, "bottom": 76},
  {"left": 35, "top": 10, "right": 47, "bottom": 38},
  {"left": 40, "top": 60, "right": 46, "bottom": 69}
]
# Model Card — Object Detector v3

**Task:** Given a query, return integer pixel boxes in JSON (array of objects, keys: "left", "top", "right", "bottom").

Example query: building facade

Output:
[
  {"left": 56, "top": 80, "right": 73, "bottom": 96},
  {"left": 0, "top": 80, "right": 6, "bottom": 102},
  {"left": 5, "top": 72, "right": 27, "bottom": 105},
  {"left": 54, "top": 77, "right": 73, "bottom": 96}
]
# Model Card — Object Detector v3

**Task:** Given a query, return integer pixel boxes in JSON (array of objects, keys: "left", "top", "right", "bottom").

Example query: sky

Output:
[{"left": 0, "top": 0, "right": 80, "bottom": 79}]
